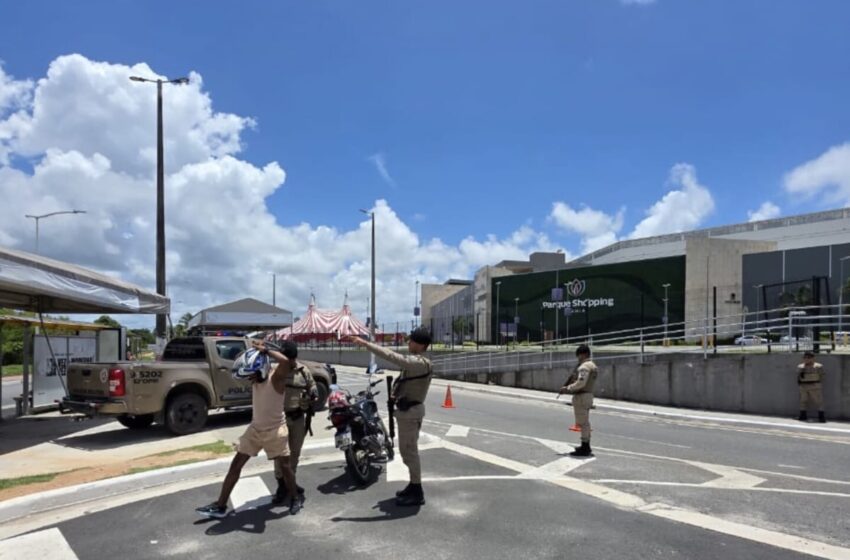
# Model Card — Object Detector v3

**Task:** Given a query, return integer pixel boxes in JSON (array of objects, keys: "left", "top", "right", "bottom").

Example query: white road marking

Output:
[
  {"left": 777, "top": 464, "right": 805, "bottom": 470},
  {"left": 439, "top": 440, "right": 531, "bottom": 474},
  {"left": 588, "top": 480, "right": 850, "bottom": 498},
  {"left": 386, "top": 457, "right": 408, "bottom": 482},
  {"left": 229, "top": 476, "right": 271, "bottom": 511},
  {"left": 517, "top": 456, "right": 593, "bottom": 480},
  {"left": 0, "top": 527, "right": 78, "bottom": 559},
  {"left": 439, "top": 436, "right": 850, "bottom": 560},
  {"left": 603, "top": 433, "right": 692, "bottom": 449},
  {"left": 445, "top": 425, "right": 470, "bottom": 438},
  {"left": 691, "top": 461, "right": 767, "bottom": 489},
  {"left": 646, "top": 504, "right": 850, "bottom": 560}
]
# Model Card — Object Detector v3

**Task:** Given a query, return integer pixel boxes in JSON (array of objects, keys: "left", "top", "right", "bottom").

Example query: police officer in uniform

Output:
[
  {"left": 797, "top": 351, "right": 826, "bottom": 423},
  {"left": 347, "top": 327, "right": 433, "bottom": 506},
  {"left": 272, "top": 341, "right": 318, "bottom": 503},
  {"left": 559, "top": 344, "right": 598, "bottom": 457}
]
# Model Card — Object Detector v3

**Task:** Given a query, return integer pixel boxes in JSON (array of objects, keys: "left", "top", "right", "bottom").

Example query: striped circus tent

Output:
[{"left": 275, "top": 293, "right": 376, "bottom": 342}]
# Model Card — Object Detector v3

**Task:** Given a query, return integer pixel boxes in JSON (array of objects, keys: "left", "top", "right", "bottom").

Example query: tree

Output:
[
  {"left": 178, "top": 313, "right": 193, "bottom": 328},
  {"left": 94, "top": 315, "right": 122, "bottom": 329}
]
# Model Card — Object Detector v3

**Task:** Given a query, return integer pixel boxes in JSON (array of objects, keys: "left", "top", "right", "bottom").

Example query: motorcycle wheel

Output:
[{"left": 345, "top": 446, "right": 376, "bottom": 485}]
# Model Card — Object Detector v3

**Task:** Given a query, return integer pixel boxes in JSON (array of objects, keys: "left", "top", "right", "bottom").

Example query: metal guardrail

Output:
[{"left": 431, "top": 304, "right": 844, "bottom": 375}]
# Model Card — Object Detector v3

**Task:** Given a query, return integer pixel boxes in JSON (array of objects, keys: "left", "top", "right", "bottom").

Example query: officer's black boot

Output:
[
  {"left": 395, "top": 483, "right": 414, "bottom": 498},
  {"left": 818, "top": 411, "right": 827, "bottom": 423},
  {"left": 798, "top": 410, "right": 808, "bottom": 422},
  {"left": 395, "top": 483, "right": 425, "bottom": 506},
  {"left": 570, "top": 442, "right": 593, "bottom": 457},
  {"left": 272, "top": 477, "right": 288, "bottom": 504}
]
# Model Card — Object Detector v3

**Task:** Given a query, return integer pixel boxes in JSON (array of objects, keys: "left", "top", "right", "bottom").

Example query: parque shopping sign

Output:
[{"left": 541, "top": 279, "right": 615, "bottom": 312}]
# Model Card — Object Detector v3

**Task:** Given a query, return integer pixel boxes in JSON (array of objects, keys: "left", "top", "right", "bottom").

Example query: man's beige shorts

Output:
[{"left": 235, "top": 424, "right": 290, "bottom": 459}]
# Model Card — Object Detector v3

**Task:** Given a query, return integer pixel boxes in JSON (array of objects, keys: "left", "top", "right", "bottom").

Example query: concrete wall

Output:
[
  {"left": 302, "top": 348, "right": 850, "bottom": 421},
  {"left": 421, "top": 283, "right": 469, "bottom": 325}
]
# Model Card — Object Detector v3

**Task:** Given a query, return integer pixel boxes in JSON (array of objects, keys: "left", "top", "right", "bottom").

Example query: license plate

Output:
[{"left": 335, "top": 430, "right": 352, "bottom": 449}]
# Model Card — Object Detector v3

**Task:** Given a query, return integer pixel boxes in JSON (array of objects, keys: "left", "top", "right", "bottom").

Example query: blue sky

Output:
[{"left": 1, "top": 0, "right": 850, "bottom": 323}]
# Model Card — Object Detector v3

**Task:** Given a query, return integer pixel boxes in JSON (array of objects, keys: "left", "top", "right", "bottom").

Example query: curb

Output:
[{"left": 0, "top": 439, "right": 336, "bottom": 526}]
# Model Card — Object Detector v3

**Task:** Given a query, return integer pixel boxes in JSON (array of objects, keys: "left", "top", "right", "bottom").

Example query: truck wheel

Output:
[
  {"left": 312, "top": 380, "right": 329, "bottom": 412},
  {"left": 117, "top": 414, "right": 155, "bottom": 430},
  {"left": 165, "top": 393, "right": 208, "bottom": 436}
]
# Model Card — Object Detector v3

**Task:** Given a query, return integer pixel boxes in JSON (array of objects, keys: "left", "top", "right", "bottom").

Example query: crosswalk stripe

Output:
[
  {"left": 0, "top": 527, "right": 78, "bottom": 560},
  {"left": 517, "top": 456, "right": 593, "bottom": 480},
  {"left": 446, "top": 425, "right": 469, "bottom": 438},
  {"left": 229, "top": 476, "right": 271, "bottom": 511}
]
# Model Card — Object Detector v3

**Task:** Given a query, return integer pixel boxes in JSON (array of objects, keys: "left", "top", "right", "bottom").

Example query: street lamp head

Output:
[
  {"left": 359, "top": 208, "right": 373, "bottom": 216},
  {"left": 662, "top": 283, "right": 671, "bottom": 288},
  {"left": 171, "top": 77, "right": 190, "bottom": 85},
  {"left": 129, "top": 76, "right": 148, "bottom": 82},
  {"left": 72, "top": 209, "right": 86, "bottom": 214}
]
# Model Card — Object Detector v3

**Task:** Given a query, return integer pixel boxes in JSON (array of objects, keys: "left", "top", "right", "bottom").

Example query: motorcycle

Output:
[{"left": 327, "top": 367, "right": 395, "bottom": 485}]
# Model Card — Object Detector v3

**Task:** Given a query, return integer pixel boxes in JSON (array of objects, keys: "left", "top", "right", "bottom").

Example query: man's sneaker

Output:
[{"left": 195, "top": 503, "right": 228, "bottom": 519}]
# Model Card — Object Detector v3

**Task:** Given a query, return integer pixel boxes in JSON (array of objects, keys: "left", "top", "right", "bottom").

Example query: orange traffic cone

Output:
[
  {"left": 441, "top": 385, "right": 456, "bottom": 409},
  {"left": 569, "top": 424, "right": 581, "bottom": 432}
]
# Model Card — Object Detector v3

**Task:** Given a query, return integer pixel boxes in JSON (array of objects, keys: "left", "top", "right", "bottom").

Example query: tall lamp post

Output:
[
  {"left": 495, "top": 281, "right": 502, "bottom": 347},
  {"left": 753, "top": 284, "right": 764, "bottom": 332},
  {"left": 24, "top": 210, "right": 87, "bottom": 253},
  {"left": 130, "top": 74, "right": 189, "bottom": 341},
  {"left": 270, "top": 272, "right": 277, "bottom": 307},
  {"left": 662, "top": 283, "right": 671, "bottom": 344},
  {"left": 360, "top": 209, "right": 376, "bottom": 366},
  {"left": 414, "top": 279, "right": 420, "bottom": 328},
  {"left": 839, "top": 257, "right": 850, "bottom": 339},
  {"left": 514, "top": 297, "right": 520, "bottom": 343}
]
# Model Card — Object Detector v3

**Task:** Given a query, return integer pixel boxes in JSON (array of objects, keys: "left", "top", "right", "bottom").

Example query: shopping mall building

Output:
[{"left": 421, "top": 208, "right": 850, "bottom": 344}]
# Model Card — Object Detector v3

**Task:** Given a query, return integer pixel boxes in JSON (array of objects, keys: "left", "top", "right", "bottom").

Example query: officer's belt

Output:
[
  {"left": 285, "top": 409, "right": 306, "bottom": 420},
  {"left": 395, "top": 371, "right": 431, "bottom": 384},
  {"left": 798, "top": 380, "right": 822, "bottom": 385},
  {"left": 572, "top": 390, "right": 592, "bottom": 395}
]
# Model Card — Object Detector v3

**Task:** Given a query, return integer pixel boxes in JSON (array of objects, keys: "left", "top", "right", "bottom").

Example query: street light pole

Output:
[
  {"left": 514, "top": 297, "right": 520, "bottom": 344},
  {"left": 130, "top": 74, "right": 189, "bottom": 342},
  {"left": 360, "top": 209, "right": 376, "bottom": 365},
  {"left": 24, "top": 210, "right": 87, "bottom": 253},
  {"left": 662, "top": 283, "right": 671, "bottom": 344},
  {"left": 495, "top": 281, "right": 502, "bottom": 347},
  {"left": 414, "top": 279, "right": 420, "bottom": 327},
  {"left": 272, "top": 273, "right": 277, "bottom": 307},
  {"left": 753, "top": 284, "right": 763, "bottom": 332}
]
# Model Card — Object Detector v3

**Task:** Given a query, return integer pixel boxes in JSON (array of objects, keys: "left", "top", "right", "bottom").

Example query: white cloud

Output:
[
  {"left": 629, "top": 163, "right": 714, "bottom": 239},
  {"left": 550, "top": 203, "right": 624, "bottom": 254},
  {"left": 747, "top": 201, "right": 781, "bottom": 222},
  {"left": 368, "top": 152, "right": 395, "bottom": 187},
  {"left": 0, "top": 55, "right": 559, "bottom": 329},
  {"left": 784, "top": 143, "right": 850, "bottom": 205}
]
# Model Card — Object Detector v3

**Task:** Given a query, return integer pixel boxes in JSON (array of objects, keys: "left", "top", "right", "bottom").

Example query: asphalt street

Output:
[{"left": 1, "top": 366, "right": 848, "bottom": 560}]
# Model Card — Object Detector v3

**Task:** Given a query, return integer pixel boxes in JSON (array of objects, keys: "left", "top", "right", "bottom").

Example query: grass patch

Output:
[
  {"left": 1, "top": 364, "right": 22, "bottom": 377},
  {"left": 127, "top": 458, "right": 205, "bottom": 475},
  {"left": 0, "top": 472, "right": 60, "bottom": 490},
  {"left": 154, "top": 440, "right": 232, "bottom": 457}
]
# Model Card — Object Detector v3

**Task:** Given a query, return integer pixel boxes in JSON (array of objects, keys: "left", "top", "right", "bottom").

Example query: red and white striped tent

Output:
[{"left": 275, "top": 294, "right": 377, "bottom": 343}]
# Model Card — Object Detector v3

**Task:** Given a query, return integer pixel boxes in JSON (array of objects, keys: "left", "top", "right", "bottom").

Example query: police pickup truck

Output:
[{"left": 60, "top": 336, "right": 336, "bottom": 435}]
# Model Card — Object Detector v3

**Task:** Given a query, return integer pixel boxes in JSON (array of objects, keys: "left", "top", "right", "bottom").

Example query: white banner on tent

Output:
[{"left": 32, "top": 335, "right": 97, "bottom": 409}]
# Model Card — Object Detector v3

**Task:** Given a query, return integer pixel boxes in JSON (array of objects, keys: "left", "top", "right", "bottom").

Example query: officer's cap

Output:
[
  {"left": 803, "top": 351, "right": 815, "bottom": 358},
  {"left": 575, "top": 344, "right": 591, "bottom": 357},
  {"left": 409, "top": 327, "right": 432, "bottom": 346}
]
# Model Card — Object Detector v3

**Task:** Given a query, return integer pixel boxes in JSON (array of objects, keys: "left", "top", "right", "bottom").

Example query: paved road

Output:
[{"left": 1, "top": 367, "right": 848, "bottom": 559}]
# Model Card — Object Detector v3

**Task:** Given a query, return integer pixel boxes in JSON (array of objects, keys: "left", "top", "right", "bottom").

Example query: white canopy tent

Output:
[
  {"left": 0, "top": 245, "right": 170, "bottom": 417},
  {"left": 0, "top": 246, "right": 170, "bottom": 314}
]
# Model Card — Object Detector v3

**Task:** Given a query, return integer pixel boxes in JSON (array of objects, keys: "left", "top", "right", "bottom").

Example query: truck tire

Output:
[
  {"left": 165, "top": 392, "right": 208, "bottom": 436},
  {"left": 117, "top": 414, "right": 155, "bottom": 430},
  {"left": 312, "top": 380, "right": 329, "bottom": 413}
]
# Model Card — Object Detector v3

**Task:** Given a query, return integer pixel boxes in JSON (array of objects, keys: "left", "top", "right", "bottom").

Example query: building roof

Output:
[
  {"left": 569, "top": 207, "right": 850, "bottom": 266},
  {"left": 202, "top": 298, "right": 291, "bottom": 315}
]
